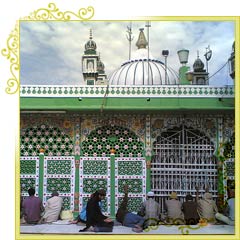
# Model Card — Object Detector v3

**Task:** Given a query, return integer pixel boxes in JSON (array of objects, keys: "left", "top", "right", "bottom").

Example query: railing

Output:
[{"left": 20, "top": 85, "right": 234, "bottom": 98}]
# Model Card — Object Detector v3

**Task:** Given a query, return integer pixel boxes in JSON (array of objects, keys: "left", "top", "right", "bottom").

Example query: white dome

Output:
[
  {"left": 109, "top": 28, "right": 179, "bottom": 85},
  {"left": 109, "top": 57, "right": 179, "bottom": 85}
]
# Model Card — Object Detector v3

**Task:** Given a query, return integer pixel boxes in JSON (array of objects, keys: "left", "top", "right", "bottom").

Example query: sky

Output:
[{"left": 20, "top": 21, "right": 235, "bottom": 86}]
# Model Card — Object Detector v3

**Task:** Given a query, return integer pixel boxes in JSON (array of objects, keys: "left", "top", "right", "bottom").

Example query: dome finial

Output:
[
  {"left": 84, "top": 29, "right": 97, "bottom": 52},
  {"left": 136, "top": 28, "right": 148, "bottom": 49},
  {"left": 89, "top": 29, "right": 93, "bottom": 39}
]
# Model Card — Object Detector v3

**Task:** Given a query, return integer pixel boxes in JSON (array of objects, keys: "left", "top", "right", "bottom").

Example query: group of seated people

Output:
[
  {"left": 21, "top": 185, "right": 235, "bottom": 233},
  {"left": 21, "top": 188, "right": 63, "bottom": 224},
  {"left": 164, "top": 186, "right": 235, "bottom": 226}
]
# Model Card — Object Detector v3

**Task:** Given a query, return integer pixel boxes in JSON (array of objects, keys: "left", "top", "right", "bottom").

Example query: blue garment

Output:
[
  {"left": 227, "top": 198, "right": 235, "bottom": 221},
  {"left": 123, "top": 212, "right": 145, "bottom": 228}
]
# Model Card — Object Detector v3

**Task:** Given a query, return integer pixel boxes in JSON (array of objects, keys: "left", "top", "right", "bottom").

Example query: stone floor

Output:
[{"left": 20, "top": 220, "right": 235, "bottom": 235}]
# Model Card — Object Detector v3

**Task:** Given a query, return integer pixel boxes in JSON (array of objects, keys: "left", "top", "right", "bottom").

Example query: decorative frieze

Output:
[{"left": 20, "top": 85, "right": 234, "bottom": 98}]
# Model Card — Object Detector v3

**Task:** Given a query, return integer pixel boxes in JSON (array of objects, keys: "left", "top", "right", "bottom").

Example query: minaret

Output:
[
  {"left": 192, "top": 52, "right": 209, "bottom": 85},
  {"left": 82, "top": 29, "right": 99, "bottom": 85}
]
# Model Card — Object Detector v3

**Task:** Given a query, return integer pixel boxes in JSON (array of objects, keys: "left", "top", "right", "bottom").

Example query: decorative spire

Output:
[
  {"left": 84, "top": 29, "right": 97, "bottom": 52},
  {"left": 89, "top": 29, "right": 93, "bottom": 39},
  {"left": 126, "top": 22, "right": 134, "bottom": 60},
  {"left": 136, "top": 28, "right": 148, "bottom": 49}
]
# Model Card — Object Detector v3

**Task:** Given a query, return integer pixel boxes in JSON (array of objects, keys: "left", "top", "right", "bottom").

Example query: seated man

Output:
[
  {"left": 138, "top": 191, "right": 160, "bottom": 228},
  {"left": 70, "top": 197, "right": 103, "bottom": 224},
  {"left": 215, "top": 188, "right": 235, "bottom": 225},
  {"left": 22, "top": 188, "right": 44, "bottom": 224},
  {"left": 41, "top": 190, "right": 63, "bottom": 223},
  {"left": 165, "top": 191, "right": 184, "bottom": 224},
  {"left": 226, "top": 188, "right": 235, "bottom": 223},
  {"left": 196, "top": 186, "right": 218, "bottom": 223},
  {"left": 79, "top": 189, "right": 113, "bottom": 232},
  {"left": 182, "top": 194, "right": 199, "bottom": 225},
  {"left": 116, "top": 185, "right": 144, "bottom": 233}
]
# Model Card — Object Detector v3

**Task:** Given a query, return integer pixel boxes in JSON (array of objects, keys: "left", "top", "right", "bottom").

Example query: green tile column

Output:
[
  {"left": 38, "top": 153, "right": 44, "bottom": 200},
  {"left": 110, "top": 153, "right": 115, "bottom": 219},
  {"left": 146, "top": 155, "right": 151, "bottom": 192},
  {"left": 74, "top": 156, "right": 80, "bottom": 218}
]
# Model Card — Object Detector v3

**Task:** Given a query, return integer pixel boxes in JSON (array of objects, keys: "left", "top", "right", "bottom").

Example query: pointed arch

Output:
[
  {"left": 81, "top": 125, "right": 144, "bottom": 157},
  {"left": 20, "top": 124, "right": 74, "bottom": 156},
  {"left": 151, "top": 124, "right": 218, "bottom": 210}
]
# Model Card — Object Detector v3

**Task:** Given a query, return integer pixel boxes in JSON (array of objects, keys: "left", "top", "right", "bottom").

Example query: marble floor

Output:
[{"left": 20, "top": 220, "right": 235, "bottom": 235}]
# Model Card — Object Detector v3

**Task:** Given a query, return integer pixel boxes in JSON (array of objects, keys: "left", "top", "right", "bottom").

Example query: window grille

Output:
[{"left": 151, "top": 125, "right": 217, "bottom": 212}]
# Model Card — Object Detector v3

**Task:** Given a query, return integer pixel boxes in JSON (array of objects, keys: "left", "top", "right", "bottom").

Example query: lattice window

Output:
[
  {"left": 151, "top": 125, "right": 217, "bottom": 211},
  {"left": 20, "top": 125, "right": 74, "bottom": 156},
  {"left": 20, "top": 157, "right": 39, "bottom": 197},
  {"left": 115, "top": 157, "right": 146, "bottom": 213},
  {"left": 81, "top": 125, "right": 143, "bottom": 157},
  {"left": 43, "top": 156, "right": 75, "bottom": 210},
  {"left": 79, "top": 157, "right": 111, "bottom": 215}
]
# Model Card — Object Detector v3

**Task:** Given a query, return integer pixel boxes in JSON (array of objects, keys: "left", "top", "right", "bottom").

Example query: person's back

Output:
[
  {"left": 42, "top": 191, "right": 63, "bottom": 223},
  {"left": 182, "top": 194, "right": 199, "bottom": 225},
  {"left": 197, "top": 193, "right": 218, "bottom": 223},
  {"left": 165, "top": 192, "right": 184, "bottom": 223},
  {"left": 141, "top": 191, "right": 160, "bottom": 226},
  {"left": 22, "top": 188, "right": 43, "bottom": 224}
]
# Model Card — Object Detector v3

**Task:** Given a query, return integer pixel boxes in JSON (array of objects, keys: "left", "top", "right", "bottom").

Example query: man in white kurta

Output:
[
  {"left": 42, "top": 191, "right": 63, "bottom": 223},
  {"left": 139, "top": 191, "right": 161, "bottom": 227}
]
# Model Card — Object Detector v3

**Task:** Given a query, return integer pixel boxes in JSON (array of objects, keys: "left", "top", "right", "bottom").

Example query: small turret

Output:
[{"left": 191, "top": 52, "right": 209, "bottom": 85}]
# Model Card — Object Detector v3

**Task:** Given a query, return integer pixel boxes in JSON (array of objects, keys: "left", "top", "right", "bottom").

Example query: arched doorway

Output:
[
  {"left": 151, "top": 125, "right": 217, "bottom": 210},
  {"left": 80, "top": 125, "right": 146, "bottom": 217}
]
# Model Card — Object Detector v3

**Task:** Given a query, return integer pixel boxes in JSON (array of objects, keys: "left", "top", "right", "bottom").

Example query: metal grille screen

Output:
[{"left": 151, "top": 125, "right": 217, "bottom": 211}]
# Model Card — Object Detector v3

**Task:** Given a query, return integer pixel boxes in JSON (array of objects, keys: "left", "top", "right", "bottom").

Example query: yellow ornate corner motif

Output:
[
  {"left": 1, "top": 2, "right": 95, "bottom": 95},
  {"left": 1, "top": 23, "right": 19, "bottom": 94},
  {"left": 21, "top": 3, "right": 94, "bottom": 21}
]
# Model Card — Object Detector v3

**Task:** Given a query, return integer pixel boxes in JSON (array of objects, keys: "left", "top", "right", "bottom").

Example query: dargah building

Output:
[{"left": 20, "top": 26, "right": 235, "bottom": 218}]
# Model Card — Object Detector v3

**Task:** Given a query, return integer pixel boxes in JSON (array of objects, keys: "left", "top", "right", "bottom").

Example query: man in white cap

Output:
[
  {"left": 165, "top": 191, "right": 184, "bottom": 224},
  {"left": 138, "top": 191, "right": 161, "bottom": 228}
]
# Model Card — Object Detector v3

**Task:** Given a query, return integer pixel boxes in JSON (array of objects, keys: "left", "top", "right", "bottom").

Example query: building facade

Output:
[{"left": 20, "top": 29, "right": 235, "bottom": 218}]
